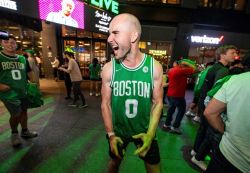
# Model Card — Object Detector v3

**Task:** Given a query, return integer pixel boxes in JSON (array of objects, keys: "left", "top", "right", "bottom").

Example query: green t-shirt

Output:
[
  {"left": 0, "top": 52, "right": 27, "bottom": 100},
  {"left": 110, "top": 54, "right": 154, "bottom": 138},
  {"left": 193, "top": 67, "right": 211, "bottom": 97},
  {"left": 89, "top": 63, "right": 101, "bottom": 80}
]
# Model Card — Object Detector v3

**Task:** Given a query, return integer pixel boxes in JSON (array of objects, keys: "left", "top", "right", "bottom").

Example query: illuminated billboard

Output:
[{"left": 39, "top": 0, "right": 84, "bottom": 29}]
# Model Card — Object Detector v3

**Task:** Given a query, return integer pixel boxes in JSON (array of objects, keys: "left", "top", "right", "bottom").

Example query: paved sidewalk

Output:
[{"left": 0, "top": 79, "right": 201, "bottom": 173}]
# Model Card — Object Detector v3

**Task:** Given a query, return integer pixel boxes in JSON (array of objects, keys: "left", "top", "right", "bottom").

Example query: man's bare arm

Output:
[
  {"left": 147, "top": 60, "right": 163, "bottom": 138},
  {"left": 204, "top": 98, "right": 226, "bottom": 133},
  {"left": 133, "top": 59, "right": 163, "bottom": 156},
  {"left": 101, "top": 62, "right": 124, "bottom": 158},
  {"left": 101, "top": 62, "right": 113, "bottom": 134}
]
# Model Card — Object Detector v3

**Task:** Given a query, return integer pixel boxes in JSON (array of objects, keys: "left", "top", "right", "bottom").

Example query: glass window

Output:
[
  {"left": 0, "top": 19, "right": 42, "bottom": 54},
  {"left": 199, "top": 0, "right": 246, "bottom": 11},
  {"left": 94, "top": 41, "right": 107, "bottom": 64},
  {"left": 139, "top": 41, "right": 172, "bottom": 67}
]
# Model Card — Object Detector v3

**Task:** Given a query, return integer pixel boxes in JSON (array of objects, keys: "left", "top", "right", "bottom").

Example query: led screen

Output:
[{"left": 39, "top": 0, "right": 84, "bottom": 29}]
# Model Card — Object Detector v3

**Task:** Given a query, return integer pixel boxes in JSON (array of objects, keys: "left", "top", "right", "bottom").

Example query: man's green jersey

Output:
[
  {"left": 110, "top": 54, "right": 154, "bottom": 138},
  {"left": 0, "top": 52, "right": 27, "bottom": 100}
]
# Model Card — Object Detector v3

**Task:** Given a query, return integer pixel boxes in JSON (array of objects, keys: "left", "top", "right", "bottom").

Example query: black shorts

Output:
[
  {"left": 2, "top": 98, "right": 28, "bottom": 117},
  {"left": 107, "top": 136, "right": 160, "bottom": 165}
]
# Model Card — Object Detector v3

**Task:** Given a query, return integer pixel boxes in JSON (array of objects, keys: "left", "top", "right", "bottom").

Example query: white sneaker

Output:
[
  {"left": 11, "top": 133, "right": 22, "bottom": 147},
  {"left": 193, "top": 116, "right": 201, "bottom": 123},
  {"left": 89, "top": 93, "right": 93, "bottom": 96},
  {"left": 185, "top": 110, "right": 196, "bottom": 117},
  {"left": 95, "top": 93, "right": 100, "bottom": 96},
  {"left": 191, "top": 156, "right": 207, "bottom": 171},
  {"left": 78, "top": 104, "right": 88, "bottom": 108},
  {"left": 190, "top": 149, "right": 196, "bottom": 156},
  {"left": 68, "top": 103, "right": 77, "bottom": 107}
]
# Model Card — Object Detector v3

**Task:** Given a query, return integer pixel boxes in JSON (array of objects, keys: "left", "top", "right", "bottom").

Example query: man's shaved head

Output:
[{"left": 110, "top": 13, "right": 141, "bottom": 39}]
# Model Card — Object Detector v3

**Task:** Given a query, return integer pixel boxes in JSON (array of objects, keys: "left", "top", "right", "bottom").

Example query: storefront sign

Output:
[
  {"left": 94, "top": 10, "right": 112, "bottom": 33},
  {"left": 90, "top": 0, "right": 119, "bottom": 14},
  {"left": 149, "top": 50, "right": 167, "bottom": 56},
  {"left": 84, "top": 5, "right": 114, "bottom": 34},
  {"left": 191, "top": 35, "right": 224, "bottom": 44},
  {"left": 0, "top": 0, "right": 17, "bottom": 10},
  {"left": 0, "top": 0, "right": 40, "bottom": 20}
]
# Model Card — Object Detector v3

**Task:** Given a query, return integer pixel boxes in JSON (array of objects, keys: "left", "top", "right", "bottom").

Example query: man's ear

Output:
[{"left": 131, "top": 32, "right": 139, "bottom": 43}]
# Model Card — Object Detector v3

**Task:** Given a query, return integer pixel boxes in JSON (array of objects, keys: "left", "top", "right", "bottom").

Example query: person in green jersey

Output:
[
  {"left": 0, "top": 36, "right": 37, "bottom": 147},
  {"left": 101, "top": 13, "right": 163, "bottom": 173},
  {"left": 89, "top": 58, "right": 101, "bottom": 96}
]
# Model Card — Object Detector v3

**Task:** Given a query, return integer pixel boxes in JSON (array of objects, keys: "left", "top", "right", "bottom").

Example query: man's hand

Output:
[
  {"left": 0, "top": 84, "right": 10, "bottom": 92},
  {"left": 132, "top": 133, "right": 153, "bottom": 157},
  {"left": 109, "top": 136, "right": 124, "bottom": 159},
  {"left": 58, "top": 67, "right": 63, "bottom": 71}
]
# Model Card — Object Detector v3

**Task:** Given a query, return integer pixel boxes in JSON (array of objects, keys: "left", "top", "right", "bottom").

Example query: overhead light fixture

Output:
[
  {"left": 8, "top": 26, "right": 19, "bottom": 30},
  {"left": 22, "top": 41, "right": 31, "bottom": 44}
]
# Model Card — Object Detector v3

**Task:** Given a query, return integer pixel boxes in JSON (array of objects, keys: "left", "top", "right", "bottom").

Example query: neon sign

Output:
[
  {"left": 0, "top": 0, "right": 17, "bottom": 10},
  {"left": 191, "top": 35, "right": 224, "bottom": 44},
  {"left": 90, "top": 0, "right": 119, "bottom": 14}
]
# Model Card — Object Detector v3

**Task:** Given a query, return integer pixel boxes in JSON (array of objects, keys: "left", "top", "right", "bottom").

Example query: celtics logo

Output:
[{"left": 143, "top": 66, "right": 148, "bottom": 73}]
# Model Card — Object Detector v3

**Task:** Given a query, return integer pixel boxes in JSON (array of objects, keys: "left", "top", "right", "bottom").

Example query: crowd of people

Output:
[{"left": 0, "top": 13, "right": 249, "bottom": 173}]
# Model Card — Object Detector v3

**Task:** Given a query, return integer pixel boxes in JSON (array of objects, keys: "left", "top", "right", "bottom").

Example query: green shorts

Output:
[{"left": 2, "top": 98, "right": 29, "bottom": 117}]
